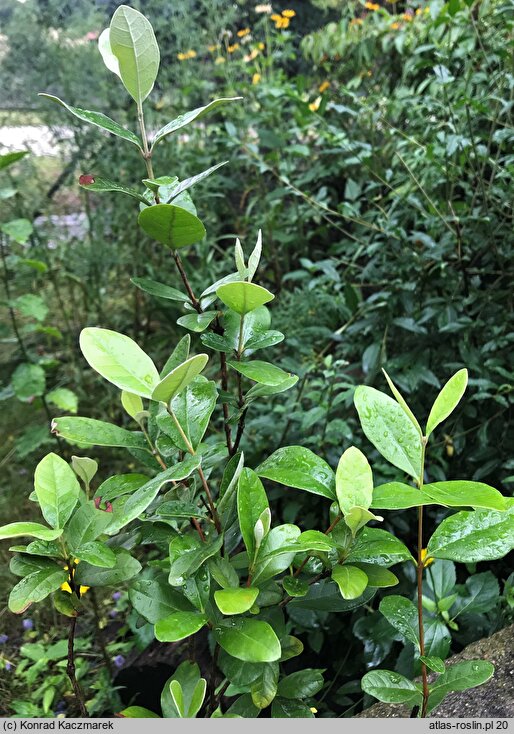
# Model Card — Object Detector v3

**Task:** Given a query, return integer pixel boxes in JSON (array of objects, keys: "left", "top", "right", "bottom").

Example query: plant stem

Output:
[
  {"left": 231, "top": 315, "right": 247, "bottom": 456},
  {"left": 137, "top": 102, "right": 157, "bottom": 189},
  {"left": 173, "top": 252, "right": 200, "bottom": 311},
  {"left": 67, "top": 616, "right": 88, "bottom": 717},
  {"left": 417, "top": 438, "right": 429, "bottom": 717},
  {"left": 140, "top": 423, "right": 167, "bottom": 471}
]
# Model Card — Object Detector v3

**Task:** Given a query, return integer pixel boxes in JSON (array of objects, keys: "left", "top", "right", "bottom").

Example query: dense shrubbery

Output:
[{"left": 0, "top": 0, "right": 513, "bottom": 719}]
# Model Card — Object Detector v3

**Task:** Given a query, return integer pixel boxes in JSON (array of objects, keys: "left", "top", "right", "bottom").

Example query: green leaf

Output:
[
  {"left": 78, "top": 176, "right": 148, "bottom": 204},
  {"left": 372, "top": 482, "right": 431, "bottom": 509},
  {"left": 109, "top": 5, "right": 160, "bottom": 104},
  {"left": 420, "top": 655, "right": 445, "bottom": 674},
  {"left": 289, "top": 580, "right": 376, "bottom": 612},
  {"left": 105, "top": 458, "right": 200, "bottom": 535},
  {"left": 156, "top": 377, "right": 217, "bottom": 452},
  {"left": 361, "top": 670, "right": 422, "bottom": 705},
  {"left": 47, "top": 388, "right": 78, "bottom": 414},
  {"left": 177, "top": 312, "right": 217, "bottom": 333},
  {"left": 155, "top": 611, "right": 208, "bottom": 642},
  {"left": 214, "top": 618, "right": 281, "bottom": 663},
  {"left": 332, "top": 565, "right": 368, "bottom": 600},
  {"left": 352, "top": 563, "right": 399, "bottom": 588},
  {"left": 382, "top": 369, "right": 422, "bottom": 437},
  {"left": 51, "top": 416, "right": 148, "bottom": 452},
  {"left": 256, "top": 446, "right": 336, "bottom": 500},
  {"left": 0, "top": 150, "right": 28, "bottom": 171},
  {"left": 252, "top": 524, "right": 301, "bottom": 585},
  {"left": 74, "top": 548, "right": 141, "bottom": 586},
  {"left": 423, "top": 481, "right": 506, "bottom": 512},
  {"left": 95, "top": 473, "right": 147, "bottom": 502},
  {"left": 168, "top": 533, "right": 224, "bottom": 586},
  {"left": 13, "top": 294, "right": 48, "bottom": 321},
  {"left": 0, "top": 523, "right": 63, "bottom": 542},
  {"left": 277, "top": 669, "right": 324, "bottom": 700},
  {"left": 251, "top": 662, "right": 279, "bottom": 709},
  {"left": 336, "top": 446, "right": 373, "bottom": 515},
  {"left": 427, "top": 502, "right": 514, "bottom": 562},
  {"left": 138, "top": 204, "right": 206, "bottom": 249},
  {"left": 165, "top": 161, "right": 229, "bottom": 202},
  {"left": 152, "top": 354, "right": 208, "bottom": 403},
  {"left": 354, "top": 386, "right": 423, "bottom": 481},
  {"left": 97, "top": 27, "right": 121, "bottom": 76},
  {"left": 11, "top": 363, "right": 46, "bottom": 401},
  {"left": 346, "top": 527, "right": 415, "bottom": 566},
  {"left": 121, "top": 391, "right": 144, "bottom": 422},
  {"left": 217, "top": 281, "right": 274, "bottom": 315},
  {"left": 344, "top": 506, "right": 383, "bottom": 537},
  {"left": 379, "top": 595, "right": 419, "bottom": 649},
  {"left": 426, "top": 369, "right": 468, "bottom": 437},
  {"left": 164, "top": 662, "right": 207, "bottom": 718},
  {"left": 271, "top": 698, "right": 315, "bottom": 718},
  {"left": 34, "top": 453, "right": 81, "bottom": 529},
  {"left": 131, "top": 277, "right": 188, "bottom": 302},
  {"left": 129, "top": 578, "right": 193, "bottom": 623},
  {"left": 80, "top": 327, "right": 159, "bottom": 398},
  {"left": 237, "top": 468, "right": 269, "bottom": 561},
  {"left": 38, "top": 94, "right": 141, "bottom": 148},
  {"left": 9, "top": 564, "right": 68, "bottom": 614},
  {"left": 228, "top": 360, "right": 293, "bottom": 386},
  {"left": 77, "top": 541, "right": 116, "bottom": 568},
  {"left": 65, "top": 501, "right": 114, "bottom": 550},
  {"left": 118, "top": 707, "right": 160, "bottom": 718},
  {"left": 282, "top": 577, "right": 309, "bottom": 597},
  {"left": 427, "top": 660, "right": 494, "bottom": 714},
  {"left": 215, "top": 587, "right": 259, "bottom": 615},
  {"left": 246, "top": 375, "right": 299, "bottom": 400},
  {"left": 2, "top": 218, "right": 33, "bottom": 244},
  {"left": 152, "top": 97, "right": 242, "bottom": 149}
]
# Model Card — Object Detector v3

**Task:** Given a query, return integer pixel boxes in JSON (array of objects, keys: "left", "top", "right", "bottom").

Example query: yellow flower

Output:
[
  {"left": 237, "top": 28, "right": 251, "bottom": 37},
  {"left": 421, "top": 549, "right": 434, "bottom": 568},
  {"left": 227, "top": 43, "right": 240, "bottom": 53},
  {"left": 187, "top": 49, "right": 197, "bottom": 58},
  {"left": 282, "top": 9, "right": 296, "bottom": 17},
  {"left": 244, "top": 48, "right": 259, "bottom": 61},
  {"left": 390, "top": 21, "right": 400, "bottom": 29},
  {"left": 258, "top": 41, "right": 265, "bottom": 50},
  {"left": 208, "top": 44, "right": 218, "bottom": 52},
  {"left": 318, "top": 80, "right": 330, "bottom": 93},
  {"left": 271, "top": 13, "right": 282, "bottom": 21},
  {"left": 402, "top": 12, "right": 413, "bottom": 20},
  {"left": 424, "top": 6, "right": 430, "bottom": 12},
  {"left": 177, "top": 52, "right": 187, "bottom": 61},
  {"left": 215, "top": 56, "right": 226, "bottom": 64},
  {"left": 252, "top": 72, "right": 262, "bottom": 85},
  {"left": 177, "top": 49, "right": 196, "bottom": 61},
  {"left": 350, "top": 17, "right": 364, "bottom": 26},
  {"left": 61, "top": 560, "right": 90, "bottom": 597},
  {"left": 415, "top": 7, "right": 422, "bottom": 14},
  {"left": 309, "top": 97, "right": 321, "bottom": 112},
  {"left": 310, "top": 707, "right": 318, "bottom": 714},
  {"left": 364, "top": 2, "right": 380, "bottom": 9}
]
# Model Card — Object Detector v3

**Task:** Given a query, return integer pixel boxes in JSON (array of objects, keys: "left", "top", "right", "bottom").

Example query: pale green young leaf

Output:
[
  {"left": 71, "top": 456, "right": 98, "bottom": 486},
  {"left": 426, "top": 369, "right": 468, "bottom": 437},
  {"left": 109, "top": 5, "right": 160, "bottom": 104},
  {"left": 138, "top": 204, "right": 206, "bottom": 249},
  {"left": 177, "top": 312, "right": 217, "bottom": 333},
  {"left": 228, "top": 360, "right": 293, "bottom": 386},
  {"left": 217, "top": 281, "right": 274, "bottom": 315},
  {"left": 332, "top": 565, "right": 368, "bottom": 600},
  {"left": 237, "top": 468, "right": 269, "bottom": 561},
  {"left": 51, "top": 416, "right": 149, "bottom": 452},
  {"left": 344, "top": 507, "right": 383, "bottom": 537},
  {"left": 336, "top": 446, "right": 373, "bottom": 515},
  {"left": 98, "top": 28, "right": 121, "bottom": 77},
  {"left": 0, "top": 523, "right": 63, "bottom": 542},
  {"left": 169, "top": 682, "right": 184, "bottom": 717},
  {"left": 155, "top": 611, "right": 208, "bottom": 642},
  {"left": 2, "top": 218, "right": 33, "bottom": 244},
  {"left": 214, "top": 587, "right": 259, "bottom": 615},
  {"left": 152, "top": 97, "right": 243, "bottom": 149},
  {"left": 80, "top": 327, "right": 160, "bottom": 398},
  {"left": 152, "top": 354, "right": 208, "bottom": 404},
  {"left": 214, "top": 618, "right": 281, "bottom": 663},
  {"left": 382, "top": 369, "right": 422, "bottom": 437},
  {"left": 46, "top": 388, "right": 78, "bottom": 414},
  {"left": 121, "top": 391, "right": 145, "bottom": 421},
  {"left": 234, "top": 238, "right": 246, "bottom": 278},
  {"left": 34, "top": 453, "right": 80, "bottom": 529},
  {"left": 351, "top": 563, "right": 398, "bottom": 588},
  {"left": 247, "top": 230, "right": 262, "bottom": 283}
]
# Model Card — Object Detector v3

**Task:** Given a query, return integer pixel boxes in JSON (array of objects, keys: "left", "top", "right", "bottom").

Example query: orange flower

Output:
[
  {"left": 237, "top": 27, "right": 251, "bottom": 37},
  {"left": 350, "top": 17, "right": 364, "bottom": 26},
  {"left": 252, "top": 72, "right": 261, "bottom": 85},
  {"left": 227, "top": 43, "right": 240, "bottom": 53},
  {"left": 318, "top": 80, "right": 330, "bottom": 93},
  {"left": 390, "top": 21, "right": 400, "bottom": 29},
  {"left": 364, "top": 2, "right": 380, "bottom": 10},
  {"left": 402, "top": 12, "right": 413, "bottom": 20}
]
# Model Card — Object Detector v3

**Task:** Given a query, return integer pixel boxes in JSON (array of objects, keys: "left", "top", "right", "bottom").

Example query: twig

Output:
[{"left": 67, "top": 617, "right": 88, "bottom": 717}]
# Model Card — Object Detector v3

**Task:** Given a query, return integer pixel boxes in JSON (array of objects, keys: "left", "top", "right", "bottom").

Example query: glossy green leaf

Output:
[
  {"left": 420, "top": 655, "right": 445, "bottom": 674},
  {"left": 427, "top": 660, "right": 494, "bottom": 714},
  {"left": 78, "top": 175, "right": 148, "bottom": 203},
  {"left": 352, "top": 563, "right": 399, "bottom": 588},
  {"left": 427, "top": 502, "right": 514, "bottom": 562},
  {"left": 347, "top": 528, "right": 413, "bottom": 567},
  {"left": 332, "top": 565, "right": 368, "bottom": 600},
  {"left": 38, "top": 94, "right": 141, "bottom": 148},
  {"left": 372, "top": 482, "right": 431, "bottom": 510},
  {"left": 228, "top": 360, "right": 293, "bottom": 386},
  {"left": 354, "top": 385, "right": 423, "bottom": 481},
  {"left": 168, "top": 533, "right": 224, "bottom": 586},
  {"left": 0, "top": 523, "right": 63, "bottom": 542},
  {"left": 156, "top": 377, "right": 217, "bottom": 452},
  {"left": 214, "top": 587, "right": 259, "bottom": 615},
  {"left": 77, "top": 541, "right": 116, "bottom": 568},
  {"left": 152, "top": 354, "right": 208, "bottom": 403},
  {"left": 129, "top": 578, "right": 193, "bottom": 623},
  {"left": 344, "top": 506, "right": 383, "bottom": 537},
  {"left": 426, "top": 368, "right": 468, "bottom": 437},
  {"left": 121, "top": 391, "right": 144, "bottom": 422},
  {"left": 290, "top": 580, "right": 376, "bottom": 612},
  {"left": 138, "top": 204, "right": 206, "bottom": 249},
  {"left": 51, "top": 416, "right": 148, "bottom": 452},
  {"left": 9, "top": 564, "right": 68, "bottom": 614},
  {"left": 95, "top": 473, "right": 148, "bottom": 502},
  {"left": 214, "top": 618, "right": 281, "bottom": 663},
  {"left": 379, "top": 595, "right": 419, "bottom": 649},
  {"left": 246, "top": 375, "right": 299, "bottom": 400},
  {"left": 251, "top": 662, "right": 279, "bottom": 709},
  {"left": 155, "top": 611, "right": 208, "bottom": 642},
  {"left": 80, "top": 327, "right": 159, "bottom": 398},
  {"left": 65, "top": 501, "right": 114, "bottom": 550},
  {"left": 119, "top": 707, "right": 159, "bottom": 718},
  {"left": 277, "top": 669, "right": 324, "bottom": 700},
  {"left": 382, "top": 369, "right": 422, "bottom": 437},
  {"left": 271, "top": 698, "right": 315, "bottom": 718},
  {"left": 252, "top": 524, "right": 301, "bottom": 585},
  {"left": 131, "top": 277, "right": 188, "bottom": 302},
  {"left": 217, "top": 281, "right": 274, "bottom": 315},
  {"left": 152, "top": 97, "right": 242, "bottom": 149},
  {"left": 256, "top": 446, "right": 336, "bottom": 500},
  {"left": 336, "top": 446, "right": 373, "bottom": 515},
  {"left": 177, "top": 312, "right": 217, "bottom": 333},
  {"left": 282, "top": 577, "right": 309, "bottom": 597},
  {"left": 423, "top": 481, "right": 506, "bottom": 512},
  {"left": 165, "top": 161, "right": 229, "bottom": 202},
  {"left": 237, "top": 468, "right": 269, "bottom": 561},
  {"left": 109, "top": 5, "right": 159, "bottom": 104},
  {"left": 74, "top": 549, "right": 141, "bottom": 586},
  {"left": 34, "top": 453, "right": 80, "bottom": 529},
  {"left": 361, "top": 670, "right": 422, "bottom": 705}
]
